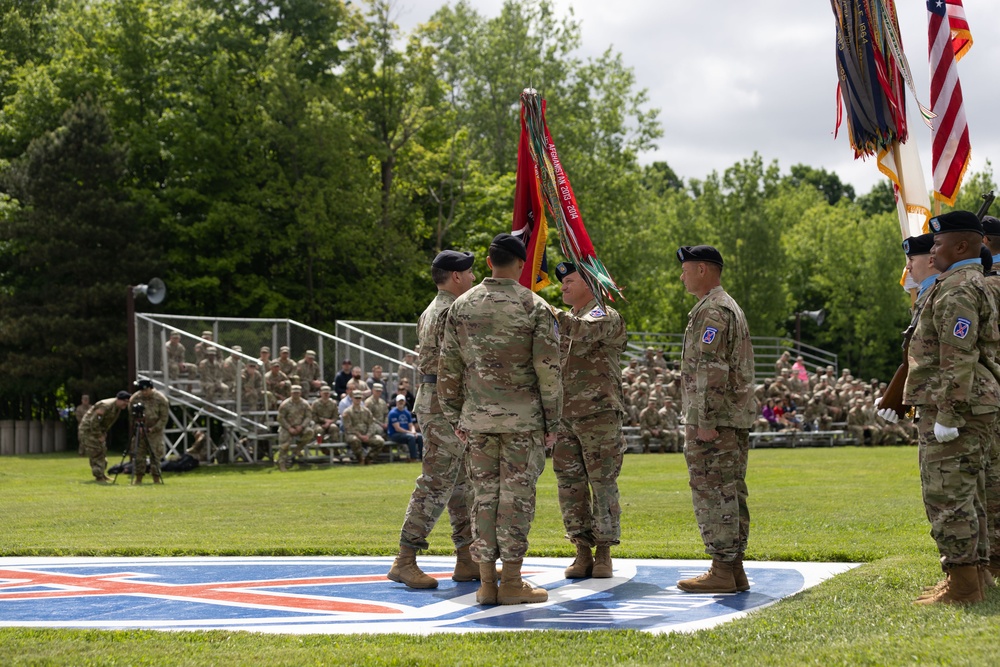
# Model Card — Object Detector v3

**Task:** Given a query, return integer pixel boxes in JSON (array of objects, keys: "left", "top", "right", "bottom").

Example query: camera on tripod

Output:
[{"left": 131, "top": 401, "right": 146, "bottom": 423}]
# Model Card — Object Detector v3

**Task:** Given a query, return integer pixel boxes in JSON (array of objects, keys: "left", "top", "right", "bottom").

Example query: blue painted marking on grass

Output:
[{"left": 0, "top": 557, "right": 857, "bottom": 634}]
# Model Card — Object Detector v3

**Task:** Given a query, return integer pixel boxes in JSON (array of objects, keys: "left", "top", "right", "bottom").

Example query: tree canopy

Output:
[{"left": 0, "top": 0, "right": 996, "bottom": 417}]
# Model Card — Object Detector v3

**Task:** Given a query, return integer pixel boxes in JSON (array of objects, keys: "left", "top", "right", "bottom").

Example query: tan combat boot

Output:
[
  {"left": 564, "top": 544, "right": 593, "bottom": 579},
  {"left": 131, "top": 474, "right": 144, "bottom": 486},
  {"left": 452, "top": 545, "right": 480, "bottom": 582},
  {"left": 387, "top": 546, "right": 438, "bottom": 589},
  {"left": 278, "top": 459, "right": 288, "bottom": 472},
  {"left": 676, "top": 559, "right": 737, "bottom": 593},
  {"left": 592, "top": 546, "right": 613, "bottom": 578},
  {"left": 476, "top": 561, "right": 499, "bottom": 605},
  {"left": 152, "top": 474, "right": 163, "bottom": 484},
  {"left": 734, "top": 556, "right": 750, "bottom": 592},
  {"left": 498, "top": 560, "right": 548, "bottom": 605},
  {"left": 914, "top": 565, "right": 983, "bottom": 606}
]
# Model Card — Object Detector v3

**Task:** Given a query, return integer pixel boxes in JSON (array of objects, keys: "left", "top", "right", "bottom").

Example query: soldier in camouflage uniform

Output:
[
  {"left": 388, "top": 250, "right": 478, "bottom": 590},
  {"left": 78, "top": 391, "right": 130, "bottom": 483},
  {"left": 276, "top": 346, "right": 296, "bottom": 377},
  {"left": 193, "top": 331, "right": 214, "bottom": 365},
  {"left": 264, "top": 361, "right": 291, "bottom": 408},
  {"left": 676, "top": 245, "right": 757, "bottom": 594},
  {"left": 638, "top": 398, "right": 665, "bottom": 454},
  {"left": 342, "top": 390, "right": 385, "bottom": 464},
  {"left": 276, "top": 385, "right": 316, "bottom": 472},
  {"left": 240, "top": 361, "right": 264, "bottom": 411},
  {"left": 198, "top": 347, "right": 228, "bottom": 403},
  {"left": 551, "top": 261, "right": 628, "bottom": 580},
  {"left": 659, "top": 398, "right": 681, "bottom": 453},
  {"left": 364, "top": 383, "right": 389, "bottom": 437},
  {"left": 296, "top": 350, "right": 323, "bottom": 397},
  {"left": 901, "top": 212, "right": 1000, "bottom": 605},
  {"left": 165, "top": 331, "right": 196, "bottom": 380},
  {"left": 311, "top": 385, "right": 340, "bottom": 442},
  {"left": 439, "top": 234, "right": 561, "bottom": 606},
  {"left": 128, "top": 379, "right": 170, "bottom": 484},
  {"left": 980, "top": 216, "right": 1000, "bottom": 579},
  {"left": 221, "top": 345, "right": 244, "bottom": 399}
]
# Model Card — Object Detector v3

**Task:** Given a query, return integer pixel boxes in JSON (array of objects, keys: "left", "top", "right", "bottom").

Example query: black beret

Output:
[
  {"left": 902, "top": 233, "right": 934, "bottom": 257},
  {"left": 981, "top": 245, "right": 994, "bottom": 273},
  {"left": 676, "top": 245, "right": 724, "bottom": 266},
  {"left": 929, "top": 210, "right": 983, "bottom": 235},
  {"left": 135, "top": 379, "right": 154, "bottom": 390},
  {"left": 490, "top": 233, "right": 527, "bottom": 261},
  {"left": 432, "top": 249, "right": 474, "bottom": 271},
  {"left": 555, "top": 261, "right": 577, "bottom": 283},
  {"left": 116, "top": 391, "right": 131, "bottom": 400},
  {"left": 982, "top": 215, "right": 1000, "bottom": 236}
]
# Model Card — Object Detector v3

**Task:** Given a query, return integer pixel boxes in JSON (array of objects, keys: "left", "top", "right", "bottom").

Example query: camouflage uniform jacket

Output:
[
  {"left": 79, "top": 397, "right": 123, "bottom": 438},
  {"left": 296, "top": 359, "right": 321, "bottom": 387},
  {"left": 658, "top": 404, "right": 679, "bottom": 427},
  {"left": 165, "top": 341, "right": 188, "bottom": 367},
  {"left": 365, "top": 396, "right": 388, "bottom": 426},
  {"left": 277, "top": 357, "right": 296, "bottom": 377},
  {"left": 555, "top": 297, "right": 628, "bottom": 420},
  {"left": 341, "top": 403, "right": 375, "bottom": 437},
  {"left": 680, "top": 286, "right": 757, "bottom": 430},
  {"left": 265, "top": 369, "right": 291, "bottom": 398},
  {"left": 414, "top": 290, "right": 456, "bottom": 416},
  {"left": 241, "top": 369, "right": 263, "bottom": 400},
  {"left": 310, "top": 397, "right": 339, "bottom": 423},
  {"left": 198, "top": 358, "right": 225, "bottom": 385},
  {"left": 277, "top": 396, "right": 313, "bottom": 432},
  {"left": 904, "top": 263, "right": 1000, "bottom": 427},
  {"left": 638, "top": 406, "right": 662, "bottom": 430},
  {"left": 439, "top": 277, "right": 562, "bottom": 434},
  {"left": 129, "top": 389, "right": 170, "bottom": 434}
]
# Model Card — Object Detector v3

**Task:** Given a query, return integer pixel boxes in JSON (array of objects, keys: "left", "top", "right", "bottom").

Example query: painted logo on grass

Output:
[{"left": 0, "top": 557, "right": 857, "bottom": 634}]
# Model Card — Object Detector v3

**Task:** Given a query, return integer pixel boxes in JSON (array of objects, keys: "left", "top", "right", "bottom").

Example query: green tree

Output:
[
  {"left": 0, "top": 96, "right": 161, "bottom": 409},
  {"left": 784, "top": 163, "right": 856, "bottom": 206}
]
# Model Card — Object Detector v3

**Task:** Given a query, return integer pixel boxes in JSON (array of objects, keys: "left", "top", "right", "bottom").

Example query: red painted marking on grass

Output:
[{"left": 0, "top": 568, "right": 449, "bottom": 615}]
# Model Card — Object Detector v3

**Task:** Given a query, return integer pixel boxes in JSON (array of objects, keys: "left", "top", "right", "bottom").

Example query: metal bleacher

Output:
[{"left": 134, "top": 315, "right": 416, "bottom": 465}]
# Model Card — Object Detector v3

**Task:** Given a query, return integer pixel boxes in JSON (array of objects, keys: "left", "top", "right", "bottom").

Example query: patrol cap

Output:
[
  {"left": 676, "top": 245, "right": 724, "bottom": 266},
  {"left": 983, "top": 215, "right": 1000, "bottom": 236},
  {"left": 135, "top": 379, "right": 153, "bottom": 390},
  {"left": 395, "top": 395, "right": 407, "bottom": 403},
  {"left": 260, "top": 346, "right": 270, "bottom": 353},
  {"left": 290, "top": 384, "right": 302, "bottom": 392},
  {"left": 489, "top": 233, "right": 527, "bottom": 261},
  {"left": 201, "top": 330, "right": 212, "bottom": 336},
  {"left": 555, "top": 262, "right": 577, "bottom": 283},
  {"left": 902, "top": 233, "right": 935, "bottom": 257},
  {"left": 373, "top": 383, "right": 384, "bottom": 391},
  {"left": 305, "top": 349, "right": 316, "bottom": 357},
  {"left": 279, "top": 345, "right": 290, "bottom": 353},
  {"left": 320, "top": 385, "right": 331, "bottom": 392},
  {"left": 232, "top": 345, "right": 242, "bottom": 353},
  {"left": 432, "top": 249, "right": 475, "bottom": 271},
  {"left": 271, "top": 360, "right": 281, "bottom": 367},
  {"left": 116, "top": 391, "right": 131, "bottom": 400},
  {"left": 929, "top": 210, "right": 983, "bottom": 235},
  {"left": 206, "top": 347, "right": 217, "bottom": 355},
  {"left": 170, "top": 330, "right": 181, "bottom": 337},
  {"left": 247, "top": 360, "right": 258, "bottom": 368},
  {"left": 351, "top": 390, "right": 363, "bottom": 398}
]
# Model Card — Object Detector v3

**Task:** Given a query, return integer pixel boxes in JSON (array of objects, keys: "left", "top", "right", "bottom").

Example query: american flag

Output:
[{"left": 928, "top": 0, "right": 973, "bottom": 206}]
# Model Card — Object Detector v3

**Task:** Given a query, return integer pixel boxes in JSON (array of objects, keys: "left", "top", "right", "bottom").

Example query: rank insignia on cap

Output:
[
  {"left": 953, "top": 317, "right": 971, "bottom": 339},
  {"left": 589, "top": 307, "right": 606, "bottom": 318},
  {"left": 702, "top": 327, "right": 718, "bottom": 344},
  {"left": 930, "top": 218, "right": 941, "bottom": 232}
]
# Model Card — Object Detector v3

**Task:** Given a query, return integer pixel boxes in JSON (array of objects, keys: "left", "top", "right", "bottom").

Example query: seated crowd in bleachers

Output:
[{"left": 621, "top": 347, "right": 915, "bottom": 450}]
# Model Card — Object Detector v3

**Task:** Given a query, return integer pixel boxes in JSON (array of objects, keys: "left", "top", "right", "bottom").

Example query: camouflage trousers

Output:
[
  {"left": 683, "top": 427, "right": 750, "bottom": 562},
  {"left": 134, "top": 428, "right": 166, "bottom": 476},
  {"left": 553, "top": 411, "right": 625, "bottom": 547},
  {"left": 398, "top": 413, "right": 473, "bottom": 552},
  {"left": 917, "top": 406, "right": 993, "bottom": 567},
  {"left": 278, "top": 425, "right": 317, "bottom": 465},
  {"left": 80, "top": 432, "right": 108, "bottom": 480},
  {"left": 466, "top": 430, "right": 546, "bottom": 563},
  {"left": 345, "top": 433, "right": 385, "bottom": 462},
  {"left": 986, "top": 429, "right": 1000, "bottom": 563}
]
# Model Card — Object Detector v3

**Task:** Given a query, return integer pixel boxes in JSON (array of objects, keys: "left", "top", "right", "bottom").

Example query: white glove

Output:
[
  {"left": 873, "top": 398, "right": 899, "bottom": 424},
  {"left": 934, "top": 422, "right": 960, "bottom": 443}
]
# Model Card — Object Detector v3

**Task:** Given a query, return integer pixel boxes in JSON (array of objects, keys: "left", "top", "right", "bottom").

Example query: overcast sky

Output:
[{"left": 394, "top": 0, "right": 1000, "bottom": 197}]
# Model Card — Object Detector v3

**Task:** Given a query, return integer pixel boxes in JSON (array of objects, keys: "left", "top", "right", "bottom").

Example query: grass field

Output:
[{"left": 1, "top": 447, "right": 998, "bottom": 666}]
